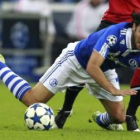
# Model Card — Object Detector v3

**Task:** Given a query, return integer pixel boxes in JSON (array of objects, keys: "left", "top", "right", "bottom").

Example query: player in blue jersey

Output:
[
  {"left": 55, "top": 0, "right": 140, "bottom": 131},
  {"left": 0, "top": 12, "right": 140, "bottom": 130}
]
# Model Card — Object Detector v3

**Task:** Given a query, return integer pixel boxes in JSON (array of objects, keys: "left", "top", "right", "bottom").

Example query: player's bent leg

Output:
[
  {"left": 92, "top": 99, "right": 125, "bottom": 130},
  {"left": 126, "top": 115, "right": 140, "bottom": 132},
  {"left": 0, "top": 57, "right": 54, "bottom": 107},
  {"left": 0, "top": 60, "right": 32, "bottom": 101},
  {"left": 55, "top": 85, "right": 84, "bottom": 129},
  {"left": 87, "top": 69, "right": 124, "bottom": 130},
  {"left": 126, "top": 91, "right": 140, "bottom": 132},
  {"left": 100, "top": 99, "right": 125, "bottom": 123},
  {"left": 61, "top": 86, "right": 84, "bottom": 111},
  {"left": 126, "top": 68, "right": 140, "bottom": 131},
  {"left": 21, "top": 82, "right": 54, "bottom": 107},
  {"left": 93, "top": 111, "right": 123, "bottom": 130}
]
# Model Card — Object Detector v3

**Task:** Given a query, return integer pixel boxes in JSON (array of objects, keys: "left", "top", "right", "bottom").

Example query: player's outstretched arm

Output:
[{"left": 86, "top": 51, "right": 137, "bottom": 96}]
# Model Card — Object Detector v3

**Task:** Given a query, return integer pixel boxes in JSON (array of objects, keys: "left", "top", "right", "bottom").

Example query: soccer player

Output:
[
  {"left": 0, "top": 12, "right": 140, "bottom": 130},
  {"left": 55, "top": 0, "right": 140, "bottom": 131}
]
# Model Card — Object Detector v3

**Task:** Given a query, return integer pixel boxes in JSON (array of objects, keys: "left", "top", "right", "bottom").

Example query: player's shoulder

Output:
[
  {"left": 109, "top": 22, "right": 131, "bottom": 29},
  {"left": 104, "top": 22, "right": 131, "bottom": 34},
  {"left": 116, "top": 22, "right": 132, "bottom": 28}
]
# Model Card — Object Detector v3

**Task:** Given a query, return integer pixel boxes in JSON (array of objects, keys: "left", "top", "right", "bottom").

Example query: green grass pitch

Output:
[{"left": 0, "top": 83, "right": 140, "bottom": 140}]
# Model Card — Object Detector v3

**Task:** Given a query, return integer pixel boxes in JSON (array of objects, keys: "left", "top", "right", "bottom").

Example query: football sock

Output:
[
  {"left": 62, "top": 86, "right": 84, "bottom": 111},
  {"left": 126, "top": 90, "right": 140, "bottom": 116},
  {"left": 0, "top": 62, "right": 31, "bottom": 100},
  {"left": 96, "top": 112, "right": 111, "bottom": 127}
]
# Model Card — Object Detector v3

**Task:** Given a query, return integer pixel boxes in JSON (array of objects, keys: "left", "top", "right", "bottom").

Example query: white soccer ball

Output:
[{"left": 24, "top": 103, "right": 56, "bottom": 130}]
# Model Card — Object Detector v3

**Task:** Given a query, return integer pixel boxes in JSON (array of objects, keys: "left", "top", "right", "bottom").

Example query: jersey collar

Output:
[{"left": 126, "top": 28, "right": 132, "bottom": 49}]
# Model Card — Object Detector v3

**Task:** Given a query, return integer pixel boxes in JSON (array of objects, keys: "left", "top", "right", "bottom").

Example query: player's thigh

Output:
[
  {"left": 22, "top": 82, "right": 54, "bottom": 106},
  {"left": 100, "top": 99, "right": 125, "bottom": 121}
]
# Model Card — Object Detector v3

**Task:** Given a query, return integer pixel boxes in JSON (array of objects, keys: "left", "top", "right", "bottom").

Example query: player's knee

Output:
[
  {"left": 111, "top": 113, "right": 125, "bottom": 124},
  {"left": 113, "top": 117, "right": 125, "bottom": 124}
]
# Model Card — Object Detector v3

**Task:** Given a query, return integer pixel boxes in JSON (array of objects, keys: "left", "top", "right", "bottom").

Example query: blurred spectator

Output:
[
  {"left": 51, "top": 0, "right": 108, "bottom": 64},
  {"left": 66, "top": 0, "right": 108, "bottom": 40}
]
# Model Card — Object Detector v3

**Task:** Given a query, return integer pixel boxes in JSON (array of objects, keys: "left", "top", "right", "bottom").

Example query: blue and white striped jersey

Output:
[{"left": 74, "top": 22, "right": 140, "bottom": 72}]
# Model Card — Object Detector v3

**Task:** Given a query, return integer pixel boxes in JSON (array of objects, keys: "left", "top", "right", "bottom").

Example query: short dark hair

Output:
[{"left": 132, "top": 12, "right": 140, "bottom": 26}]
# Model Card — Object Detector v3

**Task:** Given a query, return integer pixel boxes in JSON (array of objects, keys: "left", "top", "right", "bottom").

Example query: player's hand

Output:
[{"left": 112, "top": 89, "right": 137, "bottom": 96}]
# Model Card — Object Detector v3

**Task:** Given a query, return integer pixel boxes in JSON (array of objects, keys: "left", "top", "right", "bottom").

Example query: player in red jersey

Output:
[
  {"left": 55, "top": 0, "right": 140, "bottom": 131},
  {"left": 102, "top": 0, "right": 139, "bottom": 23}
]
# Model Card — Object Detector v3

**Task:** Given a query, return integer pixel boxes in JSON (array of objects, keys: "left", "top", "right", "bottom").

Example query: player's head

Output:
[
  {"left": 132, "top": 12, "right": 140, "bottom": 26},
  {"left": 131, "top": 12, "right": 140, "bottom": 50}
]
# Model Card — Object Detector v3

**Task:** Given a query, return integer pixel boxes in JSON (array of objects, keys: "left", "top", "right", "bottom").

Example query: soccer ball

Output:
[{"left": 24, "top": 103, "right": 56, "bottom": 130}]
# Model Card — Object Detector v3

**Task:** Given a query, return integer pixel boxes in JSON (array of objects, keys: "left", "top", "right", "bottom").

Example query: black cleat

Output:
[
  {"left": 55, "top": 109, "right": 72, "bottom": 128},
  {"left": 126, "top": 115, "right": 140, "bottom": 132}
]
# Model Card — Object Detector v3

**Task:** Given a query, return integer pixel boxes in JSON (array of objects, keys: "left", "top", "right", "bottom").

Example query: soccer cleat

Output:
[
  {"left": 126, "top": 115, "right": 140, "bottom": 132},
  {"left": 55, "top": 109, "right": 73, "bottom": 128},
  {"left": 92, "top": 111, "right": 123, "bottom": 131},
  {"left": 0, "top": 54, "right": 5, "bottom": 63}
]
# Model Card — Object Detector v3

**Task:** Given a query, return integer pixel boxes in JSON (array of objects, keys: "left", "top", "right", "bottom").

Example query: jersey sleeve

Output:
[{"left": 93, "top": 27, "right": 119, "bottom": 58}]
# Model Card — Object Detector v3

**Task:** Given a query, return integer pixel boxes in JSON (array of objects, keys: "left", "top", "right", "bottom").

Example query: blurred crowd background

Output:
[{"left": 0, "top": 0, "right": 134, "bottom": 83}]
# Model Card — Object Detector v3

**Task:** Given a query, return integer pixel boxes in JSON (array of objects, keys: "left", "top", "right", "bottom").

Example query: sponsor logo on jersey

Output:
[
  {"left": 109, "top": 51, "right": 121, "bottom": 57},
  {"left": 107, "top": 35, "right": 117, "bottom": 46},
  {"left": 129, "top": 59, "right": 138, "bottom": 67},
  {"left": 108, "top": 54, "right": 127, "bottom": 67},
  {"left": 49, "top": 78, "right": 58, "bottom": 87}
]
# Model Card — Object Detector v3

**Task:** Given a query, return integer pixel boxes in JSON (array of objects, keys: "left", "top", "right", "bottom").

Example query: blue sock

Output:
[
  {"left": 0, "top": 62, "right": 31, "bottom": 100},
  {"left": 96, "top": 112, "right": 111, "bottom": 128}
]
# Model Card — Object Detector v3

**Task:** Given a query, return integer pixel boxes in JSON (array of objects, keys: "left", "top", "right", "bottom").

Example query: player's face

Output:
[{"left": 131, "top": 24, "right": 140, "bottom": 50}]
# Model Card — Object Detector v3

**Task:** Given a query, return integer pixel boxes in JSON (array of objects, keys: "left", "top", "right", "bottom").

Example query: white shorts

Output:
[{"left": 39, "top": 42, "right": 123, "bottom": 102}]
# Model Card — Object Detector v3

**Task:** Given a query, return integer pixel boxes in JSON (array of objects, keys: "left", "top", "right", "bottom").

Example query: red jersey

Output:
[{"left": 102, "top": 0, "right": 140, "bottom": 23}]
